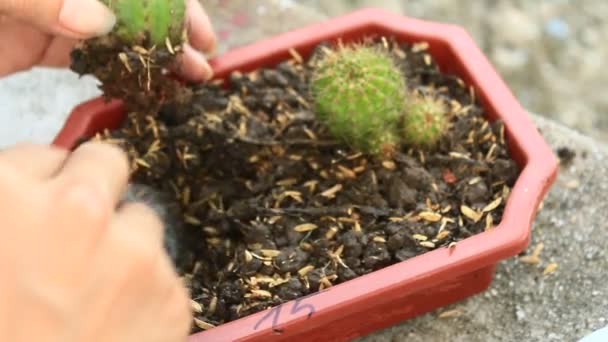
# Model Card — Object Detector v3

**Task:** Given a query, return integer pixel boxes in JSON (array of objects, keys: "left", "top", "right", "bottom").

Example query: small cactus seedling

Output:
[
  {"left": 310, "top": 43, "right": 407, "bottom": 154},
  {"left": 70, "top": 0, "right": 190, "bottom": 114},
  {"left": 401, "top": 93, "right": 449, "bottom": 148}
]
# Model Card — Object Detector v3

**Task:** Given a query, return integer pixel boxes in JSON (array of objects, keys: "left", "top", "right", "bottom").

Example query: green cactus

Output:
[
  {"left": 310, "top": 43, "right": 407, "bottom": 154},
  {"left": 70, "top": 0, "right": 190, "bottom": 114},
  {"left": 102, "top": 0, "right": 186, "bottom": 45},
  {"left": 401, "top": 94, "right": 448, "bottom": 148}
]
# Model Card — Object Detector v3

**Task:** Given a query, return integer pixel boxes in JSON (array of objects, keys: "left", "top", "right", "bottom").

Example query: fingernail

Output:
[
  {"left": 58, "top": 0, "right": 116, "bottom": 38},
  {"left": 183, "top": 44, "right": 214, "bottom": 81}
]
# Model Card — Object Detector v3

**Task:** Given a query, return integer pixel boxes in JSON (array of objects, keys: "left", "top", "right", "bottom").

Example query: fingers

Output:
[
  {"left": 105, "top": 202, "right": 186, "bottom": 334},
  {"left": 149, "top": 275, "right": 192, "bottom": 340},
  {"left": 171, "top": 0, "right": 216, "bottom": 82},
  {"left": 39, "top": 35, "right": 79, "bottom": 67},
  {"left": 174, "top": 44, "right": 214, "bottom": 82},
  {"left": 52, "top": 142, "right": 130, "bottom": 206},
  {"left": 44, "top": 142, "right": 130, "bottom": 253},
  {"left": 0, "top": 0, "right": 116, "bottom": 39},
  {"left": 185, "top": 0, "right": 217, "bottom": 54},
  {"left": 0, "top": 0, "right": 214, "bottom": 47},
  {"left": 0, "top": 18, "right": 53, "bottom": 76},
  {"left": 0, "top": 0, "right": 217, "bottom": 82},
  {"left": 74, "top": 202, "right": 181, "bottom": 342},
  {"left": 0, "top": 16, "right": 79, "bottom": 76},
  {"left": 112, "top": 201, "right": 165, "bottom": 248},
  {"left": 0, "top": 142, "right": 68, "bottom": 179}
]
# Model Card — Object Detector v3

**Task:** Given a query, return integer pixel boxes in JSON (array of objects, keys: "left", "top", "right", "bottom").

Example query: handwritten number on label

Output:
[
  {"left": 253, "top": 291, "right": 326, "bottom": 330},
  {"left": 291, "top": 298, "right": 315, "bottom": 318},
  {"left": 254, "top": 305, "right": 282, "bottom": 330}
]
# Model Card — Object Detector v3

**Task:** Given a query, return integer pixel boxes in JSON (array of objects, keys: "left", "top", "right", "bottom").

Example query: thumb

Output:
[{"left": 0, "top": 0, "right": 116, "bottom": 39}]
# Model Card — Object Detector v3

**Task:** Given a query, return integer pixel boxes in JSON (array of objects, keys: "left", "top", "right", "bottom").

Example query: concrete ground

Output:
[
  {"left": 0, "top": 1, "right": 606, "bottom": 341},
  {"left": 0, "top": 70, "right": 100, "bottom": 147}
]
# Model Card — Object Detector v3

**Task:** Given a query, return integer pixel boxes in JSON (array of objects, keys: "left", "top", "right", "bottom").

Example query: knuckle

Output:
[
  {"left": 59, "top": 179, "right": 109, "bottom": 224},
  {"left": 127, "top": 241, "right": 159, "bottom": 278},
  {"left": 127, "top": 202, "right": 165, "bottom": 235},
  {"left": 78, "top": 142, "right": 130, "bottom": 171},
  {"left": 119, "top": 203, "right": 165, "bottom": 276}
]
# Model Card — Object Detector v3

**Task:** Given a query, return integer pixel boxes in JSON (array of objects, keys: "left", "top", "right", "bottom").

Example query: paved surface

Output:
[
  {"left": 0, "top": 69, "right": 100, "bottom": 148},
  {"left": 1, "top": 1, "right": 606, "bottom": 341}
]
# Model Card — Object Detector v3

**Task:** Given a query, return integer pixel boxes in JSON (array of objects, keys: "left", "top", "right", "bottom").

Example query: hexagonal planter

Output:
[{"left": 53, "top": 8, "right": 558, "bottom": 342}]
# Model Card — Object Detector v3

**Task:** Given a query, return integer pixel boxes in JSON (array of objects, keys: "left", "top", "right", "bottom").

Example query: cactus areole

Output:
[{"left": 69, "top": 0, "right": 189, "bottom": 114}]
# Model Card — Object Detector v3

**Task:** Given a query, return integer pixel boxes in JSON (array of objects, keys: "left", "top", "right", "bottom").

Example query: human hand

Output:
[
  {"left": 0, "top": 142, "right": 191, "bottom": 341},
  {"left": 0, "top": 0, "right": 216, "bottom": 81}
]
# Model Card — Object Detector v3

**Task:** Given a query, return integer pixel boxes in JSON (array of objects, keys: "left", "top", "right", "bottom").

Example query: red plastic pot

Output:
[{"left": 53, "top": 8, "right": 558, "bottom": 342}]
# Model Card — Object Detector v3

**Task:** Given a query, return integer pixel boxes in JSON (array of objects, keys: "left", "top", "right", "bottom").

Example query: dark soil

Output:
[
  {"left": 83, "top": 37, "right": 520, "bottom": 333},
  {"left": 70, "top": 34, "right": 192, "bottom": 114}
]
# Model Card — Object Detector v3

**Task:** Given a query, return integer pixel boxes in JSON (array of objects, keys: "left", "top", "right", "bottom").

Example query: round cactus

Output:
[
  {"left": 400, "top": 94, "right": 448, "bottom": 148},
  {"left": 310, "top": 44, "right": 407, "bottom": 154},
  {"left": 102, "top": 0, "right": 186, "bottom": 45}
]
